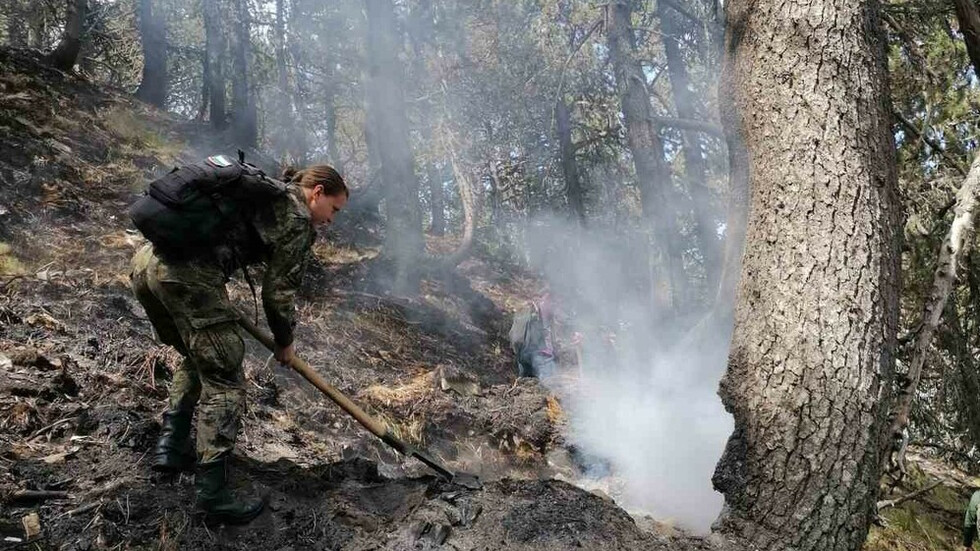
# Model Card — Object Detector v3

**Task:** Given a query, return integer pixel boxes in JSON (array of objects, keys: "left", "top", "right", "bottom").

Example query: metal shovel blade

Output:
[{"left": 407, "top": 446, "right": 483, "bottom": 490}]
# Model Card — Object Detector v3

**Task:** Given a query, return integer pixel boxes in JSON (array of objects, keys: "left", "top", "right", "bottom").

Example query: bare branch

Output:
[{"left": 653, "top": 116, "right": 724, "bottom": 137}]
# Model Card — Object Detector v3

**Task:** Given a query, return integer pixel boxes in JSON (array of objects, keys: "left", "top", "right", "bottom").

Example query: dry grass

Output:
[
  {"left": 313, "top": 241, "right": 380, "bottom": 264},
  {"left": 157, "top": 511, "right": 189, "bottom": 551},
  {"left": 1, "top": 399, "right": 42, "bottom": 434},
  {"left": 360, "top": 372, "right": 434, "bottom": 408},
  {"left": 546, "top": 395, "right": 565, "bottom": 425},
  {"left": 103, "top": 107, "right": 182, "bottom": 157},
  {"left": 370, "top": 409, "right": 427, "bottom": 446},
  {"left": 0, "top": 242, "right": 26, "bottom": 276}
]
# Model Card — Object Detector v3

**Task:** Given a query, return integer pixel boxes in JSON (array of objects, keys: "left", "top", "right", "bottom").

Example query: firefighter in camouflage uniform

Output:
[{"left": 129, "top": 160, "right": 348, "bottom": 524}]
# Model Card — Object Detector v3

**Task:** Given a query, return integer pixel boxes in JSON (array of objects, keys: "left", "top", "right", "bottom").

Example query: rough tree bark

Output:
[
  {"left": 48, "top": 0, "right": 88, "bottom": 72},
  {"left": 365, "top": 0, "right": 424, "bottom": 294},
  {"left": 606, "top": 0, "right": 685, "bottom": 312},
  {"left": 659, "top": 1, "right": 720, "bottom": 289},
  {"left": 556, "top": 98, "right": 586, "bottom": 225},
  {"left": 230, "top": 0, "right": 257, "bottom": 147},
  {"left": 711, "top": 2, "right": 902, "bottom": 550},
  {"left": 953, "top": 0, "right": 980, "bottom": 73},
  {"left": 203, "top": 0, "right": 226, "bottom": 130},
  {"left": 136, "top": 0, "right": 168, "bottom": 108},
  {"left": 889, "top": 153, "right": 980, "bottom": 466}
]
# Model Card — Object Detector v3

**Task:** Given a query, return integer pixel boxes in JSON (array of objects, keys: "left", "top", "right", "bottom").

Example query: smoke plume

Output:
[{"left": 521, "top": 217, "right": 733, "bottom": 532}]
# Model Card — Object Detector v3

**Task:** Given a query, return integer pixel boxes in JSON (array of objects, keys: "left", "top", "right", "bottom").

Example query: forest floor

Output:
[
  {"left": 0, "top": 48, "right": 716, "bottom": 550},
  {"left": 0, "top": 47, "right": 971, "bottom": 551}
]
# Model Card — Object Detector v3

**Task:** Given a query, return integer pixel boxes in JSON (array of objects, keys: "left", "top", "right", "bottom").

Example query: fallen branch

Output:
[
  {"left": 64, "top": 501, "right": 101, "bottom": 517},
  {"left": 28, "top": 417, "right": 76, "bottom": 441},
  {"left": 877, "top": 480, "right": 943, "bottom": 511},
  {"left": 7, "top": 489, "right": 69, "bottom": 504},
  {"left": 77, "top": 478, "right": 131, "bottom": 502}
]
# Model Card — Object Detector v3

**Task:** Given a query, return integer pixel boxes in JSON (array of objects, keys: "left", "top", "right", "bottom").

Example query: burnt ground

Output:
[{"left": 0, "top": 48, "right": 722, "bottom": 550}]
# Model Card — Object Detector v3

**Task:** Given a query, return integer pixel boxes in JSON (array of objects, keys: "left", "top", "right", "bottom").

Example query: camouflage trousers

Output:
[{"left": 130, "top": 244, "right": 245, "bottom": 463}]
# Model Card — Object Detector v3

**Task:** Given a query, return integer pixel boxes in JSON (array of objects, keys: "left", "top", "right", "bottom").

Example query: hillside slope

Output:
[{"left": 0, "top": 48, "right": 723, "bottom": 550}]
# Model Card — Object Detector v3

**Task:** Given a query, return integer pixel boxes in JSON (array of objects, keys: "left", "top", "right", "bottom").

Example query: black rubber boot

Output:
[
  {"left": 152, "top": 409, "right": 195, "bottom": 473},
  {"left": 195, "top": 458, "right": 264, "bottom": 525}
]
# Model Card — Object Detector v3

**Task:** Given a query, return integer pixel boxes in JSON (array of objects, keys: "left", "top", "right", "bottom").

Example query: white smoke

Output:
[{"left": 520, "top": 216, "right": 733, "bottom": 532}]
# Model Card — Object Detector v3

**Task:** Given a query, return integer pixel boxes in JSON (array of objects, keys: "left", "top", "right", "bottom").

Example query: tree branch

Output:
[
  {"left": 889, "top": 152, "right": 980, "bottom": 468},
  {"left": 653, "top": 116, "right": 724, "bottom": 138},
  {"left": 893, "top": 109, "right": 967, "bottom": 177},
  {"left": 876, "top": 480, "right": 943, "bottom": 511},
  {"left": 660, "top": 0, "right": 699, "bottom": 24}
]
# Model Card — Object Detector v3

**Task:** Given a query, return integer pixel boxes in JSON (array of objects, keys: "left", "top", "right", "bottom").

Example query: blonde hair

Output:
[{"left": 281, "top": 164, "right": 348, "bottom": 197}]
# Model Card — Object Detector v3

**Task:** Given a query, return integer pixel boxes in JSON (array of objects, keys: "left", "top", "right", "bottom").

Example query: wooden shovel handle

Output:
[{"left": 237, "top": 316, "right": 389, "bottom": 439}]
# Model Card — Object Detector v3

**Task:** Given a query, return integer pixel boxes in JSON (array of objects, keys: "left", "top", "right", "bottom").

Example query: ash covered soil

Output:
[{"left": 0, "top": 49, "right": 719, "bottom": 550}]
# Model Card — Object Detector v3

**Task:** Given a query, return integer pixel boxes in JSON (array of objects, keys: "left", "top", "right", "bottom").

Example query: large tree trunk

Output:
[
  {"left": 953, "top": 0, "right": 980, "bottom": 73},
  {"left": 659, "top": 1, "right": 720, "bottom": 291},
  {"left": 888, "top": 152, "right": 980, "bottom": 466},
  {"left": 230, "top": 0, "right": 257, "bottom": 147},
  {"left": 365, "top": 0, "right": 423, "bottom": 294},
  {"left": 606, "top": 0, "right": 685, "bottom": 312},
  {"left": 556, "top": 98, "right": 586, "bottom": 225},
  {"left": 135, "top": 0, "right": 168, "bottom": 108},
  {"left": 48, "top": 0, "right": 88, "bottom": 72},
  {"left": 203, "top": 0, "right": 226, "bottom": 130},
  {"left": 711, "top": 2, "right": 901, "bottom": 550}
]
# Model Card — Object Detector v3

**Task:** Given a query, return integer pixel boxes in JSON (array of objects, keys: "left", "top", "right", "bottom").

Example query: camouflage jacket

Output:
[{"left": 216, "top": 184, "right": 315, "bottom": 347}]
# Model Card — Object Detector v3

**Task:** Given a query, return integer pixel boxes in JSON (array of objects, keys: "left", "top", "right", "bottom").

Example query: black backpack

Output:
[{"left": 129, "top": 153, "right": 287, "bottom": 259}]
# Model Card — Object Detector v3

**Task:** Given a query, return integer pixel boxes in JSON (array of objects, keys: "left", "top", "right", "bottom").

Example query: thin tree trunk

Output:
[
  {"left": 48, "top": 0, "right": 88, "bottom": 71},
  {"left": 427, "top": 164, "right": 446, "bottom": 236},
  {"left": 136, "top": 0, "right": 168, "bottom": 108},
  {"left": 444, "top": 151, "right": 476, "bottom": 268},
  {"left": 203, "top": 0, "right": 226, "bottom": 130},
  {"left": 711, "top": 2, "right": 901, "bottom": 550},
  {"left": 606, "top": 0, "right": 684, "bottom": 312},
  {"left": 556, "top": 98, "right": 586, "bottom": 225},
  {"left": 197, "top": 49, "right": 210, "bottom": 121},
  {"left": 7, "top": 0, "right": 27, "bottom": 47},
  {"left": 28, "top": 8, "right": 46, "bottom": 50},
  {"left": 274, "top": 0, "right": 301, "bottom": 161},
  {"left": 487, "top": 159, "right": 501, "bottom": 224},
  {"left": 889, "top": 152, "right": 980, "bottom": 464},
  {"left": 659, "top": 1, "right": 720, "bottom": 290},
  {"left": 324, "top": 85, "right": 342, "bottom": 173},
  {"left": 230, "top": 0, "right": 256, "bottom": 147},
  {"left": 365, "top": 0, "right": 423, "bottom": 294},
  {"left": 960, "top": 261, "right": 980, "bottom": 450}
]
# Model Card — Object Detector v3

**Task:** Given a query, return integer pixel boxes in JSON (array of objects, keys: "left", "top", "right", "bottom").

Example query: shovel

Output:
[{"left": 237, "top": 315, "right": 482, "bottom": 490}]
